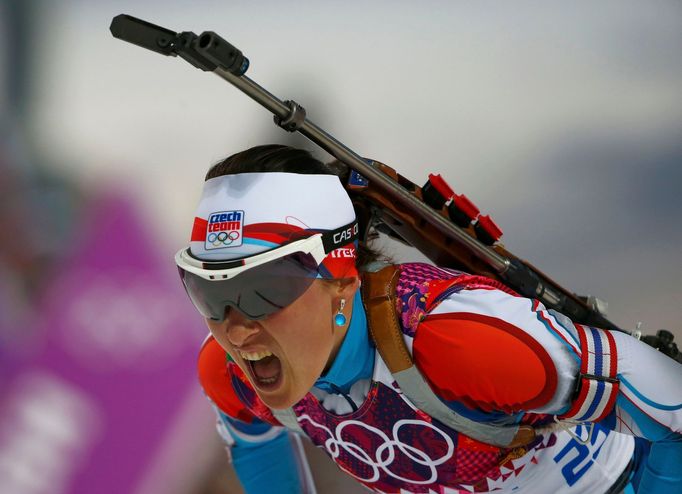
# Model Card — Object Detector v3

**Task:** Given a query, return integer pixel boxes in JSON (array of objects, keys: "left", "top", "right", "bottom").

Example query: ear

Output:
[{"left": 330, "top": 276, "right": 360, "bottom": 300}]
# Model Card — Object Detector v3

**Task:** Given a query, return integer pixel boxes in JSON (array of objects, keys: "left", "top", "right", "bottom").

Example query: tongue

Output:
[{"left": 252, "top": 355, "right": 282, "bottom": 380}]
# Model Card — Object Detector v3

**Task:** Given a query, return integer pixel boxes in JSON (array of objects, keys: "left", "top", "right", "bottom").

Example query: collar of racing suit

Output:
[{"left": 314, "top": 289, "right": 374, "bottom": 394}]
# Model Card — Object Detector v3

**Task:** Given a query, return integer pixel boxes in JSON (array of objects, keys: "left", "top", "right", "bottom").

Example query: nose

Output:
[{"left": 224, "top": 308, "right": 261, "bottom": 347}]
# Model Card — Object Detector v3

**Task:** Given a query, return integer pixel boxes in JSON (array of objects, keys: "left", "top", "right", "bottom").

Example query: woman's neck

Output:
[{"left": 316, "top": 289, "right": 374, "bottom": 394}]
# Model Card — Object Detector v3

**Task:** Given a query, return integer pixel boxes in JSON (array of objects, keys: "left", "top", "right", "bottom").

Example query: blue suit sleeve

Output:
[
  {"left": 596, "top": 331, "right": 682, "bottom": 493},
  {"left": 215, "top": 411, "right": 302, "bottom": 494}
]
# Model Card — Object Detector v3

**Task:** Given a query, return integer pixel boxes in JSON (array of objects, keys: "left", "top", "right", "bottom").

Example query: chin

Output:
[
  {"left": 261, "top": 397, "right": 295, "bottom": 410},
  {"left": 258, "top": 391, "right": 302, "bottom": 410}
]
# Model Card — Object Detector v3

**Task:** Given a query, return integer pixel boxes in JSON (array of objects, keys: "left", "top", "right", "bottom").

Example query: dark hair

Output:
[
  {"left": 206, "top": 144, "right": 387, "bottom": 271},
  {"left": 206, "top": 144, "right": 346, "bottom": 179}
]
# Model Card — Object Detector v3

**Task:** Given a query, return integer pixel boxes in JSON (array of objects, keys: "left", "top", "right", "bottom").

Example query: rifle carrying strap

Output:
[
  {"left": 362, "top": 265, "right": 413, "bottom": 372},
  {"left": 362, "top": 265, "right": 537, "bottom": 449}
]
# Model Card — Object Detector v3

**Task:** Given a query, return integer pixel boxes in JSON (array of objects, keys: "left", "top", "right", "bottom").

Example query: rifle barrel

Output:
[
  {"left": 213, "top": 67, "right": 512, "bottom": 274},
  {"left": 110, "top": 14, "right": 632, "bottom": 337}
]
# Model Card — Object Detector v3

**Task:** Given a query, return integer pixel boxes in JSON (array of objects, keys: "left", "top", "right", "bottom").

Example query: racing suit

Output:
[{"left": 199, "top": 263, "right": 682, "bottom": 493}]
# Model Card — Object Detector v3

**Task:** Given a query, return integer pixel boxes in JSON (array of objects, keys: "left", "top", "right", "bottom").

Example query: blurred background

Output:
[{"left": 0, "top": 1, "right": 680, "bottom": 493}]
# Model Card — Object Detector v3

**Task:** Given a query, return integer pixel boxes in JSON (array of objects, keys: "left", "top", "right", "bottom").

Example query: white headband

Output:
[{"left": 189, "top": 172, "right": 356, "bottom": 260}]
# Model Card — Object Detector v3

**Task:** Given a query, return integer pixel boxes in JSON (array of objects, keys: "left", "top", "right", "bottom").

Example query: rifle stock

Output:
[{"left": 347, "top": 161, "right": 620, "bottom": 332}]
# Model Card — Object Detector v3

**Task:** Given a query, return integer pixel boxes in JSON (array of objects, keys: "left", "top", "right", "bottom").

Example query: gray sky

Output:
[{"left": 22, "top": 0, "right": 682, "bottom": 332}]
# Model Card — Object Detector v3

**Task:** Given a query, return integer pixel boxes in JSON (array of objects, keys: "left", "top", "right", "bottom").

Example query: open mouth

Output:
[{"left": 239, "top": 350, "right": 283, "bottom": 391}]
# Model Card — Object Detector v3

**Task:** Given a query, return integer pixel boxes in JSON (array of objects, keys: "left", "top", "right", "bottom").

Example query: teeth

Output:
[{"left": 238, "top": 350, "right": 273, "bottom": 361}]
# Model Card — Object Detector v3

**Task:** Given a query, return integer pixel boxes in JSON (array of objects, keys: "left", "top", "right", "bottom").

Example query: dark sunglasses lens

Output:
[
  {"left": 178, "top": 251, "right": 320, "bottom": 321},
  {"left": 178, "top": 267, "right": 230, "bottom": 320}
]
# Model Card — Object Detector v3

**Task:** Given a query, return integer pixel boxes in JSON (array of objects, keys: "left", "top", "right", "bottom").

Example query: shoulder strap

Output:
[
  {"left": 271, "top": 407, "right": 305, "bottom": 434},
  {"left": 362, "top": 265, "right": 536, "bottom": 448},
  {"left": 362, "top": 265, "right": 412, "bottom": 372}
]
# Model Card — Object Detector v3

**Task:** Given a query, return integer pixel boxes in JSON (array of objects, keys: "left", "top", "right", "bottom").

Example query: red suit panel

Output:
[
  {"left": 197, "top": 336, "right": 259, "bottom": 423},
  {"left": 413, "top": 312, "right": 557, "bottom": 413}
]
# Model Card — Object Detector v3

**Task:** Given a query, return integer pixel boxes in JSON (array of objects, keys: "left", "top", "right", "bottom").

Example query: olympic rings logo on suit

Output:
[
  {"left": 207, "top": 231, "right": 240, "bottom": 246},
  {"left": 297, "top": 414, "right": 454, "bottom": 485}
]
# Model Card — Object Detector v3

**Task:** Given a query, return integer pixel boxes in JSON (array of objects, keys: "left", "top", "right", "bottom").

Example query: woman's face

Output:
[{"left": 206, "top": 278, "right": 358, "bottom": 410}]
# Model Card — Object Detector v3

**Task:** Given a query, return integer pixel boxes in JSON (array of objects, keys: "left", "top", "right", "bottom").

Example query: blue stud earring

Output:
[{"left": 334, "top": 299, "right": 347, "bottom": 326}]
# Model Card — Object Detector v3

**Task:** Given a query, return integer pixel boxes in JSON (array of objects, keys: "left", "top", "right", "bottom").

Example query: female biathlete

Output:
[{"left": 176, "top": 145, "right": 682, "bottom": 493}]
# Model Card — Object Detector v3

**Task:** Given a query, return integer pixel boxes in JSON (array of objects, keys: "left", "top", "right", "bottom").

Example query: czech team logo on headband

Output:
[{"left": 205, "top": 210, "right": 244, "bottom": 250}]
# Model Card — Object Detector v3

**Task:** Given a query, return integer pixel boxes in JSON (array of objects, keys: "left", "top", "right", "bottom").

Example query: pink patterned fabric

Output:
[
  {"left": 394, "top": 263, "right": 464, "bottom": 299},
  {"left": 395, "top": 263, "right": 465, "bottom": 336}
]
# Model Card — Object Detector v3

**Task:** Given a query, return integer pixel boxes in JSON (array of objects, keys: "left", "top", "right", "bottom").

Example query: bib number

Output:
[{"left": 552, "top": 424, "right": 610, "bottom": 486}]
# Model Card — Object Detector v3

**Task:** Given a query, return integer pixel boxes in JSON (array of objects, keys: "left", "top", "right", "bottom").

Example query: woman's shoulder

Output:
[
  {"left": 412, "top": 310, "right": 558, "bottom": 414},
  {"left": 399, "top": 267, "right": 558, "bottom": 414},
  {"left": 198, "top": 336, "right": 262, "bottom": 424}
]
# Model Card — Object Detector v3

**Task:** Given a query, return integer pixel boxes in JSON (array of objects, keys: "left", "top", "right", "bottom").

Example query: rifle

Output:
[{"left": 109, "top": 14, "right": 681, "bottom": 363}]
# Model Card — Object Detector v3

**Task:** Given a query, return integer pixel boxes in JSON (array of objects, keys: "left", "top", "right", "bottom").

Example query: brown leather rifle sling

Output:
[{"left": 362, "top": 265, "right": 536, "bottom": 449}]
